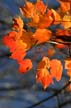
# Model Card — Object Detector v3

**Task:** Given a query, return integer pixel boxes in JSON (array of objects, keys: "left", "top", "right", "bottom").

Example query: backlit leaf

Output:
[
  {"left": 35, "top": 0, "right": 47, "bottom": 14},
  {"left": 50, "top": 59, "right": 63, "bottom": 81},
  {"left": 10, "top": 48, "right": 26, "bottom": 61},
  {"left": 32, "top": 29, "right": 52, "bottom": 44},
  {"left": 58, "top": 0, "right": 70, "bottom": 13},
  {"left": 36, "top": 68, "right": 53, "bottom": 89}
]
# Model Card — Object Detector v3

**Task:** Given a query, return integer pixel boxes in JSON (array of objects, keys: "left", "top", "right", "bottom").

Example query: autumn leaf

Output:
[
  {"left": 3, "top": 36, "right": 17, "bottom": 52},
  {"left": 32, "top": 29, "right": 52, "bottom": 44},
  {"left": 62, "top": 15, "right": 71, "bottom": 29},
  {"left": 38, "top": 14, "right": 53, "bottom": 28},
  {"left": 36, "top": 57, "right": 52, "bottom": 89},
  {"left": 55, "top": 44, "right": 66, "bottom": 49},
  {"left": 10, "top": 48, "right": 26, "bottom": 61},
  {"left": 50, "top": 59, "right": 63, "bottom": 81},
  {"left": 58, "top": 0, "right": 70, "bottom": 13},
  {"left": 36, "top": 68, "right": 53, "bottom": 89},
  {"left": 18, "top": 59, "right": 33, "bottom": 73},
  {"left": 51, "top": 9, "right": 61, "bottom": 24},
  {"left": 35, "top": 0, "right": 47, "bottom": 15},
  {"left": 13, "top": 16, "right": 24, "bottom": 30},
  {"left": 56, "top": 29, "right": 71, "bottom": 36},
  {"left": 65, "top": 59, "right": 71, "bottom": 69},
  {"left": 20, "top": 30, "right": 35, "bottom": 50},
  {"left": 20, "top": 1, "right": 36, "bottom": 18},
  {"left": 37, "top": 56, "right": 50, "bottom": 69}
]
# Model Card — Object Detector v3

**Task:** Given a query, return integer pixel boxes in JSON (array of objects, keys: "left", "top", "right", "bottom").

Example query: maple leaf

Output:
[
  {"left": 10, "top": 48, "right": 26, "bottom": 62},
  {"left": 37, "top": 56, "right": 50, "bottom": 69},
  {"left": 32, "top": 29, "right": 52, "bottom": 44},
  {"left": 38, "top": 14, "right": 53, "bottom": 28},
  {"left": 35, "top": 0, "right": 47, "bottom": 15},
  {"left": 58, "top": 0, "right": 70, "bottom": 13},
  {"left": 36, "top": 68, "right": 53, "bottom": 89},
  {"left": 13, "top": 16, "right": 24, "bottom": 30},
  {"left": 50, "top": 59, "right": 63, "bottom": 81},
  {"left": 20, "top": 30, "right": 35, "bottom": 50},
  {"left": 20, "top": 1, "right": 36, "bottom": 18},
  {"left": 3, "top": 36, "right": 17, "bottom": 52},
  {"left": 18, "top": 59, "right": 33, "bottom": 73},
  {"left": 36, "top": 56, "right": 52, "bottom": 89}
]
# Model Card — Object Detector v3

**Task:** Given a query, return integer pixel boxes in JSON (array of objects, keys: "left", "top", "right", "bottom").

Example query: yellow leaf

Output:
[{"left": 62, "top": 15, "right": 71, "bottom": 29}]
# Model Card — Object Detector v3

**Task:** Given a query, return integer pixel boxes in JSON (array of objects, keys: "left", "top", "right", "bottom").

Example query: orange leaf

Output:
[
  {"left": 55, "top": 44, "right": 65, "bottom": 49},
  {"left": 13, "top": 16, "right": 24, "bottom": 30},
  {"left": 58, "top": 0, "right": 70, "bottom": 13},
  {"left": 10, "top": 49, "right": 26, "bottom": 61},
  {"left": 3, "top": 36, "right": 17, "bottom": 52},
  {"left": 37, "top": 56, "right": 50, "bottom": 70},
  {"left": 38, "top": 14, "right": 53, "bottom": 28},
  {"left": 32, "top": 29, "right": 52, "bottom": 44},
  {"left": 36, "top": 69, "right": 53, "bottom": 89},
  {"left": 65, "top": 59, "right": 71, "bottom": 69},
  {"left": 35, "top": 0, "right": 47, "bottom": 14},
  {"left": 51, "top": 9, "right": 61, "bottom": 24},
  {"left": 56, "top": 29, "right": 70, "bottom": 36},
  {"left": 18, "top": 59, "right": 33, "bottom": 73},
  {"left": 20, "top": 2, "right": 35, "bottom": 18},
  {"left": 67, "top": 69, "right": 71, "bottom": 80},
  {"left": 50, "top": 59, "right": 63, "bottom": 81}
]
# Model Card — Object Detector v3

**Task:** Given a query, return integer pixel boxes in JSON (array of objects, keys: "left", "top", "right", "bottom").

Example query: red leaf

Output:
[
  {"left": 18, "top": 59, "right": 33, "bottom": 73},
  {"left": 3, "top": 36, "right": 17, "bottom": 52},
  {"left": 10, "top": 49, "right": 26, "bottom": 61}
]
